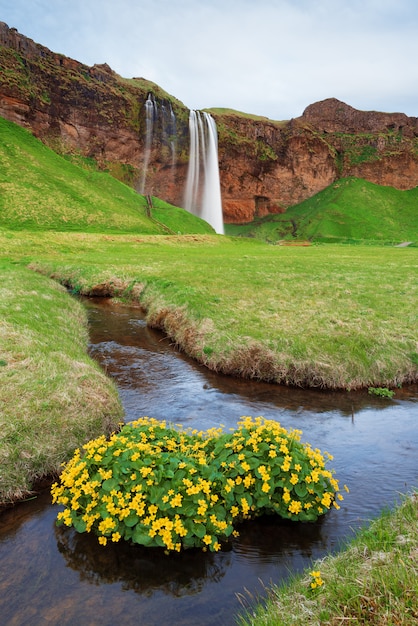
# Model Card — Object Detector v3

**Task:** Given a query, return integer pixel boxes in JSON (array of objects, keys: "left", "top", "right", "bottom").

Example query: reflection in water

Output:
[
  {"left": 0, "top": 297, "right": 417, "bottom": 626},
  {"left": 55, "top": 524, "right": 229, "bottom": 596}
]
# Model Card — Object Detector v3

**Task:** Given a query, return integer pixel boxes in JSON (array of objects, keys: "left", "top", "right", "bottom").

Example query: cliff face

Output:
[{"left": 1, "top": 22, "right": 418, "bottom": 224}]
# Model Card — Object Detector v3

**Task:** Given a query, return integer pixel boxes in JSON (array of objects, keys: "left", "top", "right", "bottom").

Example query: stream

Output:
[{"left": 0, "top": 297, "right": 417, "bottom": 625}]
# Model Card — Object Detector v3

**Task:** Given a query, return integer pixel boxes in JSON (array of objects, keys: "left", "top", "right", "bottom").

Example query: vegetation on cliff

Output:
[
  {"left": 225, "top": 177, "right": 418, "bottom": 245},
  {"left": 0, "top": 116, "right": 213, "bottom": 234}
]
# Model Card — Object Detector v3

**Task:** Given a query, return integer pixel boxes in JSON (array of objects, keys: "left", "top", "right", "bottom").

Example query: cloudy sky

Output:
[{"left": 1, "top": 0, "right": 418, "bottom": 120}]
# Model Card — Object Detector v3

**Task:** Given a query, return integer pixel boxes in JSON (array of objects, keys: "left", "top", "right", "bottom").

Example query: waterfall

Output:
[
  {"left": 184, "top": 111, "right": 224, "bottom": 234},
  {"left": 139, "top": 93, "right": 158, "bottom": 194},
  {"left": 169, "top": 102, "right": 177, "bottom": 169},
  {"left": 138, "top": 97, "right": 223, "bottom": 234}
]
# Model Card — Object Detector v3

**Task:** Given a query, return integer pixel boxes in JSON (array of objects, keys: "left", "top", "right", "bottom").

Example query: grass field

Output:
[{"left": 0, "top": 260, "right": 123, "bottom": 503}]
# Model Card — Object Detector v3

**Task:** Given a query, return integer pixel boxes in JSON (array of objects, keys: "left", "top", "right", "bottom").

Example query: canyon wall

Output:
[{"left": 1, "top": 22, "right": 418, "bottom": 224}]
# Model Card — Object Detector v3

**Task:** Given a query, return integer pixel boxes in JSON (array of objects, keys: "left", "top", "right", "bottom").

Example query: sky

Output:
[{"left": 1, "top": 0, "right": 418, "bottom": 120}]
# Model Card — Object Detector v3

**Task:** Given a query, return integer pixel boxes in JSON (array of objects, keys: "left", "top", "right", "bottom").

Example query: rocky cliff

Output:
[{"left": 1, "top": 22, "right": 418, "bottom": 223}]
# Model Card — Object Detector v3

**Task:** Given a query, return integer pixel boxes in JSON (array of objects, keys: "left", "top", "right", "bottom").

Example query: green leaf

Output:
[
  {"left": 132, "top": 527, "right": 154, "bottom": 546},
  {"left": 124, "top": 513, "right": 139, "bottom": 527},
  {"left": 73, "top": 517, "right": 87, "bottom": 533},
  {"left": 294, "top": 483, "right": 308, "bottom": 498},
  {"left": 192, "top": 523, "right": 207, "bottom": 538},
  {"left": 102, "top": 478, "right": 118, "bottom": 491}
]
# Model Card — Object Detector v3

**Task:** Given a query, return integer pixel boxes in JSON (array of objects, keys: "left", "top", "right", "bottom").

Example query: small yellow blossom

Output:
[{"left": 309, "top": 570, "right": 324, "bottom": 589}]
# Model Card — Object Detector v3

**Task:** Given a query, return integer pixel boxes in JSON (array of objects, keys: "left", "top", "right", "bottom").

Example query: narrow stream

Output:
[{"left": 0, "top": 298, "right": 417, "bottom": 625}]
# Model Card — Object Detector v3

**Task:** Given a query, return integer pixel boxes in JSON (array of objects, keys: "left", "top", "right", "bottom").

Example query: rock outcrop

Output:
[{"left": 1, "top": 22, "right": 418, "bottom": 223}]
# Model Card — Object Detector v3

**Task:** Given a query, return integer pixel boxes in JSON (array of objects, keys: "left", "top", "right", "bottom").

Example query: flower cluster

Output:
[
  {"left": 309, "top": 570, "right": 324, "bottom": 589},
  {"left": 51, "top": 416, "right": 345, "bottom": 552}
]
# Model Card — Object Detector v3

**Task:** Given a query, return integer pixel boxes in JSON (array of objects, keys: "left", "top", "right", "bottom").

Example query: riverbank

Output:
[
  {"left": 0, "top": 263, "right": 123, "bottom": 505},
  {"left": 238, "top": 492, "right": 418, "bottom": 625}
]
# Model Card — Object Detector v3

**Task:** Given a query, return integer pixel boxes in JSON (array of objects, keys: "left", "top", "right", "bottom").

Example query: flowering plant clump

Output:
[
  {"left": 309, "top": 570, "right": 324, "bottom": 589},
  {"left": 51, "top": 416, "right": 345, "bottom": 552}
]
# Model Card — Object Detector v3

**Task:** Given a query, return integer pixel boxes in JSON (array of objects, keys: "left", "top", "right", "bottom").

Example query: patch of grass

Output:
[
  {"left": 150, "top": 197, "right": 214, "bottom": 234},
  {"left": 225, "top": 177, "right": 418, "bottom": 245},
  {"left": 237, "top": 492, "right": 418, "bottom": 626},
  {"left": 2, "top": 231, "right": 417, "bottom": 391},
  {"left": 208, "top": 108, "right": 288, "bottom": 124},
  {"left": 0, "top": 262, "right": 123, "bottom": 504},
  {"left": 368, "top": 386, "right": 395, "bottom": 398}
]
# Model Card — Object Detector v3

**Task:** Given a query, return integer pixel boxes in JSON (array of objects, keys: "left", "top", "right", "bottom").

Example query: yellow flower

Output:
[
  {"left": 288, "top": 500, "right": 302, "bottom": 515},
  {"left": 57, "top": 509, "right": 72, "bottom": 527},
  {"left": 98, "top": 536, "right": 108, "bottom": 546},
  {"left": 148, "top": 504, "right": 158, "bottom": 516},
  {"left": 203, "top": 534, "right": 212, "bottom": 545},
  {"left": 243, "top": 475, "right": 254, "bottom": 488},
  {"left": 170, "top": 493, "right": 183, "bottom": 508},
  {"left": 309, "top": 570, "right": 324, "bottom": 589},
  {"left": 290, "top": 473, "right": 299, "bottom": 485},
  {"left": 240, "top": 498, "right": 250, "bottom": 516},
  {"left": 111, "top": 532, "right": 121, "bottom": 542},
  {"left": 282, "top": 489, "right": 291, "bottom": 503}
]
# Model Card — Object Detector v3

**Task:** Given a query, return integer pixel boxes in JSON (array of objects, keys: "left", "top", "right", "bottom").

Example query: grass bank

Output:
[
  {"left": 0, "top": 261, "right": 123, "bottom": 504},
  {"left": 2, "top": 231, "right": 416, "bottom": 391},
  {"left": 237, "top": 492, "right": 418, "bottom": 625}
]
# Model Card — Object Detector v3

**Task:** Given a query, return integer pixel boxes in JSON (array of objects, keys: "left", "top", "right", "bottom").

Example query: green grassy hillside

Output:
[
  {"left": 0, "top": 116, "right": 213, "bottom": 235},
  {"left": 225, "top": 177, "right": 418, "bottom": 244}
]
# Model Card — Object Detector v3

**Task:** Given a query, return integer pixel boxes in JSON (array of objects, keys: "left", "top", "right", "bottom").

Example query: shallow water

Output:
[{"left": 0, "top": 298, "right": 417, "bottom": 625}]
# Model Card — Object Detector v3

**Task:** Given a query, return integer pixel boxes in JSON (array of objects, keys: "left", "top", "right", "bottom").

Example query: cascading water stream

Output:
[
  {"left": 169, "top": 102, "right": 177, "bottom": 168},
  {"left": 138, "top": 97, "right": 223, "bottom": 233},
  {"left": 139, "top": 93, "right": 158, "bottom": 194},
  {"left": 184, "top": 110, "right": 224, "bottom": 234}
]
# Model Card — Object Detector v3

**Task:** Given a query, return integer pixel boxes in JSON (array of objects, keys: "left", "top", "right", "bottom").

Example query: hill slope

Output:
[
  {"left": 225, "top": 178, "right": 418, "bottom": 244},
  {"left": 0, "top": 116, "right": 213, "bottom": 235}
]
